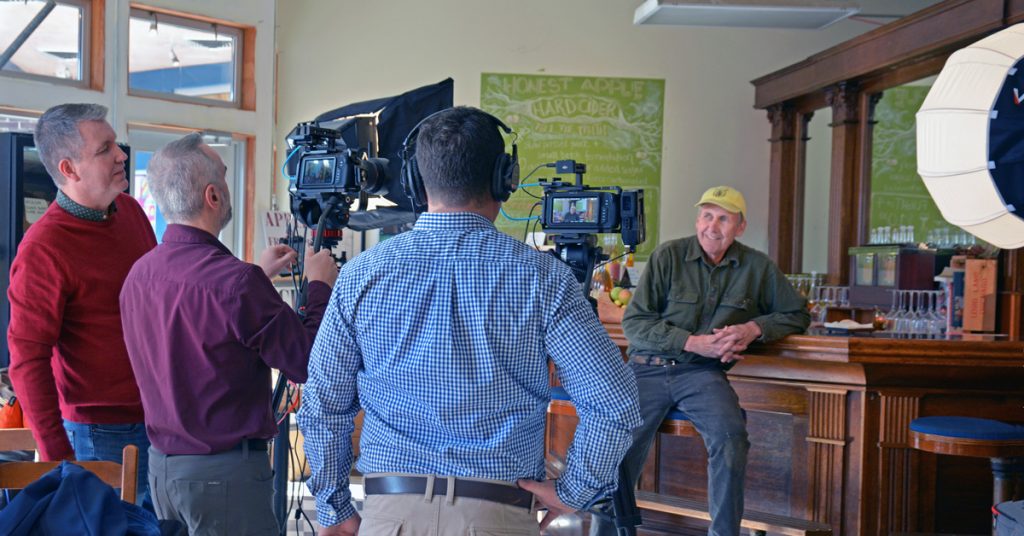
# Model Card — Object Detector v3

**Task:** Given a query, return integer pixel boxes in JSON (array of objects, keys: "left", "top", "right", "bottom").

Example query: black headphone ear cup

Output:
[
  {"left": 492, "top": 154, "right": 513, "bottom": 202},
  {"left": 402, "top": 155, "right": 427, "bottom": 207},
  {"left": 412, "top": 159, "right": 427, "bottom": 206}
]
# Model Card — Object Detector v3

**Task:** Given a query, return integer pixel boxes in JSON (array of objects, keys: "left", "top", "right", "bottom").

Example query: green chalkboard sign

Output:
[
  {"left": 480, "top": 73, "right": 664, "bottom": 259},
  {"left": 870, "top": 85, "right": 946, "bottom": 243}
]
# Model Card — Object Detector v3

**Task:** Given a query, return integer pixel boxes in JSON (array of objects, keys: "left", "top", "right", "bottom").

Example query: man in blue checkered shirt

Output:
[{"left": 298, "top": 106, "right": 641, "bottom": 535}]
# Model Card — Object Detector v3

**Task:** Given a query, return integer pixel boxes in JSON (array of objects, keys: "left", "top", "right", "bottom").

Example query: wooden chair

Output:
[
  {"left": 0, "top": 428, "right": 37, "bottom": 451},
  {"left": 0, "top": 443, "right": 139, "bottom": 503}
]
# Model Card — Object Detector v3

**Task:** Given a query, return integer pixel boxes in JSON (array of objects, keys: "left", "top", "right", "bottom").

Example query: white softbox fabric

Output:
[{"left": 917, "top": 24, "right": 1024, "bottom": 249}]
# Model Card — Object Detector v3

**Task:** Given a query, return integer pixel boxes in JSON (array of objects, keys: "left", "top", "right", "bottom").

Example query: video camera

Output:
[
  {"left": 540, "top": 161, "right": 645, "bottom": 247},
  {"left": 287, "top": 119, "right": 390, "bottom": 235},
  {"left": 537, "top": 160, "right": 646, "bottom": 293}
]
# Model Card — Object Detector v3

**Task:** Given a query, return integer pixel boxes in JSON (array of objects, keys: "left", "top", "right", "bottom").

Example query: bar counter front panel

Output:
[{"left": 545, "top": 328, "right": 1024, "bottom": 535}]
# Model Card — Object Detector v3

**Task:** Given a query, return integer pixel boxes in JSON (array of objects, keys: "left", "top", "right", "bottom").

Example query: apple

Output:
[
  {"left": 610, "top": 287, "right": 623, "bottom": 301},
  {"left": 618, "top": 289, "right": 632, "bottom": 306}
]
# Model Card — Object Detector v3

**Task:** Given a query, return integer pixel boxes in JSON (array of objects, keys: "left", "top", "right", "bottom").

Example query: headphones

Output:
[{"left": 400, "top": 109, "right": 519, "bottom": 209}]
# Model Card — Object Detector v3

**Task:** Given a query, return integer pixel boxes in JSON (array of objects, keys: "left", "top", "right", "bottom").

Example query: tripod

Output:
[
  {"left": 270, "top": 197, "right": 344, "bottom": 535},
  {"left": 550, "top": 234, "right": 640, "bottom": 536}
]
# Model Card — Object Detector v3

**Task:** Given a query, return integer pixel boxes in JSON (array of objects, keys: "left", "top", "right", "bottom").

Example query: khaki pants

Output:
[{"left": 360, "top": 474, "right": 538, "bottom": 535}]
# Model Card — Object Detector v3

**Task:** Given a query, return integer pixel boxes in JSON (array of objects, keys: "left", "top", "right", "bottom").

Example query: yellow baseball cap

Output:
[{"left": 695, "top": 186, "right": 746, "bottom": 217}]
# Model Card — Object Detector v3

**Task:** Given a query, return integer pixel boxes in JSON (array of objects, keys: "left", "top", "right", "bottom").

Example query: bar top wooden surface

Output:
[{"left": 602, "top": 322, "right": 1024, "bottom": 388}]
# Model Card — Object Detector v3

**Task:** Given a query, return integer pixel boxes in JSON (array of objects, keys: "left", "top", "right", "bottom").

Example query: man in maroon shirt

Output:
[
  {"left": 7, "top": 104, "right": 157, "bottom": 507},
  {"left": 120, "top": 132, "right": 337, "bottom": 535}
]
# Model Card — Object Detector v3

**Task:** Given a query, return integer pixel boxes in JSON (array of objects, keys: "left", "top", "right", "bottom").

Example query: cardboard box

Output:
[{"left": 963, "top": 258, "right": 997, "bottom": 332}]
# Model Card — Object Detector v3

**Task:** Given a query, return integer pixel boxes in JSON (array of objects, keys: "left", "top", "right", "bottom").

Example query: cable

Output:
[
  {"left": 522, "top": 202, "right": 541, "bottom": 244},
  {"left": 284, "top": 390, "right": 316, "bottom": 536},
  {"left": 515, "top": 161, "right": 556, "bottom": 200},
  {"left": 594, "top": 251, "right": 630, "bottom": 270},
  {"left": 280, "top": 146, "right": 303, "bottom": 181},
  {"left": 500, "top": 205, "right": 539, "bottom": 222}
]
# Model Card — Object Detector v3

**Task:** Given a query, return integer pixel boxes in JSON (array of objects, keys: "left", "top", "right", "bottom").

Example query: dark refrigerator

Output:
[{"left": 0, "top": 133, "right": 58, "bottom": 369}]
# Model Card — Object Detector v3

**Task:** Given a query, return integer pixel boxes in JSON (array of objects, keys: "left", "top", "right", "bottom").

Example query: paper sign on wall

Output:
[{"left": 24, "top": 197, "right": 48, "bottom": 226}]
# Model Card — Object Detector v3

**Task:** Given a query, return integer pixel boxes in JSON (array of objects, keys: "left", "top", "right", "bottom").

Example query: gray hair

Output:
[
  {"left": 146, "top": 132, "right": 223, "bottom": 223},
  {"left": 34, "top": 103, "right": 109, "bottom": 186}
]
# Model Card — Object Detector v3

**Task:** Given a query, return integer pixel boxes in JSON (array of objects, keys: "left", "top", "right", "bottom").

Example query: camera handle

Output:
[{"left": 549, "top": 233, "right": 640, "bottom": 536}]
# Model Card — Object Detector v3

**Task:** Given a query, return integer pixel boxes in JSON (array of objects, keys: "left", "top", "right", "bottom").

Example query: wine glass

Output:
[
  {"left": 927, "top": 290, "right": 946, "bottom": 336},
  {"left": 809, "top": 286, "right": 824, "bottom": 327},
  {"left": 917, "top": 293, "right": 933, "bottom": 336},
  {"left": 892, "top": 290, "right": 910, "bottom": 335},
  {"left": 817, "top": 286, "right": 833, "bottom": 325},
  {"left": 884, "top": 289, "right": 899, "bottom": 332}
]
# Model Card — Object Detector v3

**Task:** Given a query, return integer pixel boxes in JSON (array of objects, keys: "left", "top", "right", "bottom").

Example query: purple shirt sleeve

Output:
[{"left": 233, "top": 268, "right": 331, "bottom": 384}]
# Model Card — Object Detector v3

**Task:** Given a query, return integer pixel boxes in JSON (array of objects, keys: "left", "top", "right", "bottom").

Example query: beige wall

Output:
[{"left": 274, "top": 0, "right": 883, "bottom": 253}]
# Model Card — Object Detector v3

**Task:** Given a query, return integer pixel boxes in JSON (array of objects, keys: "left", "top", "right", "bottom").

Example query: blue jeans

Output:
[
  {"left": 590, "top": 361, "right": 750, "bottom": 536},
  {"left": 64, "top": 420, "right": 153, "bottom": 512}
]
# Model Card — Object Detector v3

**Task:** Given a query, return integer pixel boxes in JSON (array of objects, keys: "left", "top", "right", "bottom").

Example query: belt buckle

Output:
[{"left": 652, "top": 356, "right": 677, "bottom": 366}]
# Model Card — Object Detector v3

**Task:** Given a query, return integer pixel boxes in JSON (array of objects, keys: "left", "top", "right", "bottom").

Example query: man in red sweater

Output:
[{"left": 6, "top": 104, "right": 157, "bottom": 507}]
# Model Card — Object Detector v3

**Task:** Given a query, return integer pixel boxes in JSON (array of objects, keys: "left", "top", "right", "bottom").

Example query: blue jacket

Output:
[{"left": 0, "top": 461, "right": 160, "bottom": 536}]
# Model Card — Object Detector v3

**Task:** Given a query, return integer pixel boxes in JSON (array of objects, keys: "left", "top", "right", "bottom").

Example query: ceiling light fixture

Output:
[
  {"left": 148, "top": 12, "right": 158, "bottom": 35},
  {"left": 633, "top": 0, "right": 861, "bottom": 30},
  {"left": 170, "top": 48, "right": 180, "bottom": 67}
]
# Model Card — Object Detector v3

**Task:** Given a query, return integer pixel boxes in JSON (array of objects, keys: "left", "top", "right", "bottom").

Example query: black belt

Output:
[
  {"left": 631, "top": 355, "right": 681, "bottom": 366},
  {"left": 364, "top": 476, "right": 533, "bottom": 509},
  {"left": 235, "top": 438, "right": 268, "bottom": 451},
  {"left": 163, "top": 438, "right": 267, "bottom": 457}
]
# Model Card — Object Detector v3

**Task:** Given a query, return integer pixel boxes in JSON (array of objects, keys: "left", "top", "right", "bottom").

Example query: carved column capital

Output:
[
  {"left": 866, "top": 92, "right": 883, "bottom": 124},
  {"left": 826, "top": 81, "right": 861, "bottom": 125},
  {"left": 767, "top": 103, "right": 797, "bottom": 141},
  {"left": 800, "top": 110, "right": 814, "bottom": 142}
]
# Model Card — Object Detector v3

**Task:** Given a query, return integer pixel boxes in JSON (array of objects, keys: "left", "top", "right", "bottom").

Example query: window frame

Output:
[
  {"left": 0, "top": 0, "right": 92, "bottom": 88},
  {"left": 126, "top": 6, "right": 243, "bottom": 108}
]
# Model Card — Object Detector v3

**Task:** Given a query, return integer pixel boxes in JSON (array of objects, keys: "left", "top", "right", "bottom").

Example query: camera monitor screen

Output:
[
  {"left": 301, "top": 157, "right": 335, "bottom": 186},
  {"left": 552, "top": 196, "right": 598, "bottom": 224}
]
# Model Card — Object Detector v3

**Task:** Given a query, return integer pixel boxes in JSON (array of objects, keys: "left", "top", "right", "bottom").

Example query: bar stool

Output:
[
  {"left": 909, "top": 416, "right": 1024, "bottom": 508},
  {"left": 548, "top": 386, "right": 698, "bottom": 433}
]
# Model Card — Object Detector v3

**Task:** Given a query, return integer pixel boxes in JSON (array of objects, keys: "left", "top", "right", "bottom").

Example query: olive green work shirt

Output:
[{"left": 622, "top": 236, "right": 810, "bottom": 366}]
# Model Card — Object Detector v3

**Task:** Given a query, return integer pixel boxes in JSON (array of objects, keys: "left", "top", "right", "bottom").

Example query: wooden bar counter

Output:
[{"left": 546, "top": 326, "right": 1024, "bottom": 535}]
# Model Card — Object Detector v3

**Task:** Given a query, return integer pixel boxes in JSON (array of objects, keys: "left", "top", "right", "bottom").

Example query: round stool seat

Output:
[{"left": 910, "top": 416, "right": 1024, "bottom": 458}]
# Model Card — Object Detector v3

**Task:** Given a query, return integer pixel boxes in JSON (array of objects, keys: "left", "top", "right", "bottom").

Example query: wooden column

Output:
[
  {"left": 791, "top": 111, "right": 814, "bottom": 273},
  {"left": 806, "top": 388, "right": 849, "bottom": 534},
  {"left": 855, "top": 92, "right": 883, "bottom": 248},
  {"left": 767, "top": 103, "right": 799, "bottom": 273},
  {"left": 826, "top": 82, "right": 862, "bottom": 285},
  {"left": 875, "top": 392, "right": 922, "bottom": 535}
]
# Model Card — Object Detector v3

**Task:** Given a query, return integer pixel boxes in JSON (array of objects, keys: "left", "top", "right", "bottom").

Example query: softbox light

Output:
[{"left": 917, "top": 24, "right": 1024, "bottom": 249}]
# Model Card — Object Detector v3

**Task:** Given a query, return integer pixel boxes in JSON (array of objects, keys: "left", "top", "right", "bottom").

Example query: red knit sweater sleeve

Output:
[{"left": 7, "top": 239, "right": 75, "bottom": 461}]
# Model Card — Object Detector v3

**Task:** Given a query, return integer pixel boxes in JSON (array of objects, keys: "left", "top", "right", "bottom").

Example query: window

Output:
[
  {"left": 128, "top": 8, "right": 242, "bottom": 106},
  {"left": 0, "top": 111, "right": 40, "bottom": 134},
  {"left": 0, "top": 0, "right": 89, "bottom": 84}
]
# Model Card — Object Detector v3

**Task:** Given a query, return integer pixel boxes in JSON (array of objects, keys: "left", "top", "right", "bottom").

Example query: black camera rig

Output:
[
  {"left": 287, "top": 119, "right": 390, "bottom": 247},
  {"left": 539, "top": 160, "right": 645, "bottom": 298}
]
